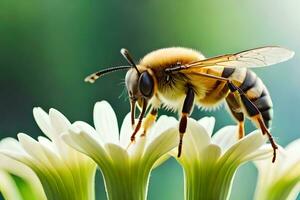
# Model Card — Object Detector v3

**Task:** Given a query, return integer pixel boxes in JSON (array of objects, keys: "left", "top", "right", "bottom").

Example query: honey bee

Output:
[{"left": 85, "top": 46, "right": 294, "bottom": 162}]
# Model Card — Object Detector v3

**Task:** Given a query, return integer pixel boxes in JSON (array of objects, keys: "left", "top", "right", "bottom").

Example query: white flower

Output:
[
  {"left": 0, "top": 138, "right": 46, "bottom": 200},
  {"left": 254, "top": 139, "right": 300, "bottom": 200},
  {"left": 0, "top": 170, "right": 22, "bottom": 200},
  {"left": 62, "top": 101, "right": 179, "bottom": 200},
  {"left": 0, "top": 108, "right": 97, "bottom": 200},
  {"left": 171, "top": 117, "right": 273, "bottom": 200}
]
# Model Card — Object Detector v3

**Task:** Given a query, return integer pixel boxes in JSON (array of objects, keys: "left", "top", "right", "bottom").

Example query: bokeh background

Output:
[{"left": 1, "top": 0, "right": 300, "bottom": 199}]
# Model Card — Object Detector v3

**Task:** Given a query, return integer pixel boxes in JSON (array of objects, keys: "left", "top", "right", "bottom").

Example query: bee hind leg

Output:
[
  {"left": 178, "top": 87, "right": 195, "bottom": 157},
  {"left": 225, "top": 94, "right": 245, "bottom": 139},
  {"left": 227, "top": 81, "right": 278, "bottom": 163},
  {"left": 237, "top": 121, "right": 245, "bottom": 139}
]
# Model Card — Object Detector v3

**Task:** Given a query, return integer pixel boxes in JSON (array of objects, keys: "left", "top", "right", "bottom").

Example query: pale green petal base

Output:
[
  {"left": 0, "top": 171, "right": 22, "bottom": 200},
  {"left": 1, "top": 134, "right": 97, "bottom": 200},
  {"left": 255, "top": 164, "right": 300, "bottom": 200},
  {"left": 33, "top": 166, "right": 96, "bottom": 200},
  {"left": 61, "top": 101, "right": 179, "bottom": 200},
  {"left": 255, "top": 178, "right": 300, "bottom": 200},
  {"left": 254, "top": 139, "right": 300, "bottom": 200},
  {"left": 101, "top": 162, "right": 150, "bottom": 200},
  {"left": 183, "top": 162, "right": 237, "bottom": 200},
  {"left": 174, "top": 118, "right": 272, "bottom": 200},
  {"left": 62, "top": 118, "right": 178, "bottom": 200}
]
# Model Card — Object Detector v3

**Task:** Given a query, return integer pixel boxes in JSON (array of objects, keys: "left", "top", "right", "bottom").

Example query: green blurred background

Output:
[{"left": 1, "top": 0, "right": 299, "bottom": 199}]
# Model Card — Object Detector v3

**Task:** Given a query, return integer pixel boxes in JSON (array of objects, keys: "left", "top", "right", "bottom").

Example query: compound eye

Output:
[{"left": 139, "top": 72, "right": 154, "bottom": 98}]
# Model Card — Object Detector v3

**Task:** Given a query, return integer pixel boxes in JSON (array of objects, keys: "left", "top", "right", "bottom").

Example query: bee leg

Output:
[
  {"left": 130, "top": 99, "right": 148, "bottom": 142},
  {"left": 227, "top": 81, "right": 278, "bottom": 163},
  {"left": 141, "top": 108, "right": 158, "bottom": 137},
  {"left": 130, "top": 99, "right": 137, "bottom": 128},
  {"left": 238, "top": 121, "right": 245, "bottom": 139},
  {"left": 226, "top": 94, "right": 245, "bottom": 139},
  {"left": 178, "top": 87, "right": 195, "bottom": 157}
]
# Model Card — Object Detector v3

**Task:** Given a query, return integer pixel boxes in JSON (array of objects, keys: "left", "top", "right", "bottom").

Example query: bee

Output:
[{"left": 85, "top": 46, "right": 294, "bottom": 162}]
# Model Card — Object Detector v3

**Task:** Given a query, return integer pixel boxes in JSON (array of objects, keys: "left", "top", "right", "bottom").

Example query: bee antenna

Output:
[
  {"left": 84, "top": 65, "right": 131, "bottom": 83},
  {"left": 120, "top": 48, "right": 141, "bottom": 75}
]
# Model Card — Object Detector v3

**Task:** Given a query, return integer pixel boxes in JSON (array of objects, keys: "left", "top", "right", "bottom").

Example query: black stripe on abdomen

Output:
[
  {"left": 223, "top": 68, "right": 273, "bottom": 128},
  {"left": 253, "top": 88, "right": 273, "bottom": 128},
  {"left": 239, "top": 70, "right": 257, "bottom": 92},
  {"left": 241, "top": 70, "right": 273, "bottom": 128},
  {"left": 222, "top": 68, "right": 235, "bottom": 78}
]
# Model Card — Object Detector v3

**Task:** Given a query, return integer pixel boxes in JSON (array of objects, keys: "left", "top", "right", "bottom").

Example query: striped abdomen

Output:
[{"left": 223, "top": 68, "right": 273, "bottom": 127}]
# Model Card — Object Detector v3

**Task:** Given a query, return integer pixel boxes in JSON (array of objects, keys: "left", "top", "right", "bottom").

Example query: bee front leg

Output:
[
  {"left": 130, "top": 99, "right": 148, "bottom": 143},
  {"left": 141, "top": 108, "right": 158, "bottom": 137},
  {"left": 178, "top": 87, "right": 195, "bottom": 157}
]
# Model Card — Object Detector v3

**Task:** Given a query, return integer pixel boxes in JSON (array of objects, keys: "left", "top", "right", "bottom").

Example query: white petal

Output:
[
  {"left": 120, "top": 113, "right": 132, "bottom": 149},
  {"left": 0, "top": 149, "right": 31, "bottom": 166},
  {"left": 17, "top": 133, "right": 50, "bottom": 164},
  {"left": 144, "top": 127, "right": 178, "bottom": 167},
  {"left": 176, "top": 118, "right": 211, "bottom": 162},
  {"left": 0, "top": 171, "right": 22, "bottom": 200},
  {"left": 286, "top": 185, "right": 300, "bottom": 200},
  {"left": 243, "top": 144, "right": 273, "bottom": 162},
  {"left": 198, "top": 116, "right": 215, "bottom": 136},
  {"left": 62, "top": 127, "right": 110, "bottom": 169},
  {"left": 93, "top": 101, "right": 119, "bottom": 144},
  {"left": 49, "top": 108, "right": 71, "bottom": 136},
  {"left": 0, "top": 154, "right": 28, "bottom": 176},
  {"left": 221, "top": 130, "right": 267, "bottom": 164},
  {"left": 73, "top": 121, "right": 105, "bottom": 146},
  {"left": 38, "top": 138, "right": 63, "bottom": 165},
  {"left": 200, "top": 144, "right": 221, "bottom": 164},
  {"left": 283, "top": 139, "right": 300, "bottom": 170},
  {"left": 128, "top": 136, "right": 146, "bottom": 160},
  {"left": 173, "top": 143, "right": 198, "bottom": 165},
  {"left": 0, "top": 154, "right": 44, "bottom": 193},
  {"left": 254, "top": 147, "right": 292, "bottom": 200},
  {"left": 212, "top": 126, "right": 238, "bottom": 154},
  {"left": 146, "top": 116, "right": 177, "bottom": 168},
  {"left": 0, "top": 152, "right": 56, "bottom": 200},
  {"left": 169, "top": 120, "right": 198, "bottom": 163},
  {"left": 269, "top": 146, "right": 300, "bottom": 179},
  {"left": 254, "top": 146, "right": 286, "bottom": 181},
  {"left": 105, "top": 143, "right": 129, "bottom": 167},
  {"left": 38, "top": 136, "right": 57, "bottom": 153},
  {"left": 0, "top": 137, "right": 25, "bottom": 153},
  {"left": 188, "top": 118, "right": 211, "bottom": 151},
  {"left": 148, "top": 115, "right": 177, "bottom": 141},
  {"left": 33, "top": 107, "right": 54, "bottom": 139}
]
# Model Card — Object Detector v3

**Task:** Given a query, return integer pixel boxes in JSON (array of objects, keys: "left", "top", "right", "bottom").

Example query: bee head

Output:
[
  {"left": 84, "top": 48, "right": 154, "bottom": 126},
  {"left": 125, "top": 68, "right": 154, "bottom": 102},
  {"left": 125, "top": 67, "right": 154, "bottom": 126},
  {"left": 120, "top": 48, "right": 155, "bottom": 126},
  {"left": 120, "top": 48, "right": 154, "bottom": 102}
]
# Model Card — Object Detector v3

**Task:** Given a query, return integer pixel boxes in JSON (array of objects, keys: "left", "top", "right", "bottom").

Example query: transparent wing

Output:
[{"left": 184, "top": 46, "right": 294, "bottom": 70}]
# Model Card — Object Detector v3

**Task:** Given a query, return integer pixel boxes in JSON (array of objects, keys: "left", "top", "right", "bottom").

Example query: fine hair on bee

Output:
[{"left": 85, "top": 46, "right": 295, "bottom": 163}]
